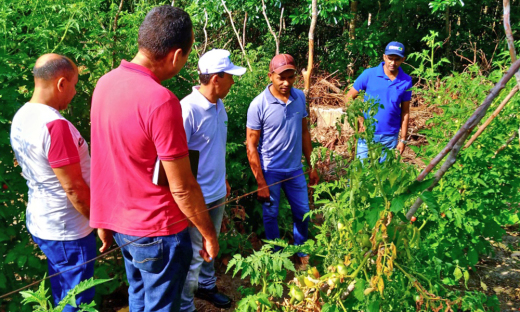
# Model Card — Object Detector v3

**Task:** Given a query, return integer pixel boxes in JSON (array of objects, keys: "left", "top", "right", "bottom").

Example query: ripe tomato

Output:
[
  {"left": 410, "top": 216, "right": 417, "bottom": 223},
  {"left": 2, "top": 184, "right": 7, "bottom": 190}
]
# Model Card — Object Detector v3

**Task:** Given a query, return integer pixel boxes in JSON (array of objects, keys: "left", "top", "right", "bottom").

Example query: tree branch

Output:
[
  {"left": 111, "top": 0, "right": 125, "bottom": 69},
  {"left": 221, "top": 0, "right": 252, "bottom": 72},
  {"left": 503, "top": 0, "right": 520, "bottom": 87},
  {"left": 406, "top": 59, "right": 520, "bottom": 219},
  {"left": 302, "top": 0, "right": 317, "bottom": 101},
  {"left": 242, "top": 12, "right": 247, "bottom": 47},
  {"left": 261, "top": 0, "right": 280, "bottom": 55},
  {"left": 202, "top": 8, "right": 208, "bottom": 55}
]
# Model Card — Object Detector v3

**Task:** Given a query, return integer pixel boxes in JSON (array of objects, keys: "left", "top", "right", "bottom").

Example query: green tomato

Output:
[
  {"left": 414, "top": 295, "right": 421, "bottom": 302},
  {"left": 362, "top": 235, "right": 372, "bottom": 248},
  {"left": 290, "top": 287, "right": 304, "bottom": 302},
  {"left": 337, "top": 222, "right": 345, "bottom": 231},
  {"left": 337, "top": 264, "right": 348, "bottom": 275}
]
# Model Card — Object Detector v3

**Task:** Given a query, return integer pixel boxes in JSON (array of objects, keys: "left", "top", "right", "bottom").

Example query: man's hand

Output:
[
  {"left": 199, "top": 236, "right": 219, "bottom": 262},
  {"left": 98, "top": 229, "right": 113, "bottom": 253},
  {"left": 226, "top": 180, "right": 231, "bottom": 198},
  {"left": 257, "top": 183, "right": 270, "bottom": 203},
  {"left": 309, "top": 168, "right": 319, "bottom": 186},
  {"left": 396, "top": 141, "right": 405, "bottom": 155}
]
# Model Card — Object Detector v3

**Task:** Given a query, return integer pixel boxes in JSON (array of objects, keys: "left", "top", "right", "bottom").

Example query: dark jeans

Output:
[
  {"left": 262, "top": 168, "right": 310, "bottom": 257},
  {"left": 114, "top": 228, "right": 192, "bottom": 312},
  {"left": 31, "top": 231, "right": 96, "bottom": 311}
]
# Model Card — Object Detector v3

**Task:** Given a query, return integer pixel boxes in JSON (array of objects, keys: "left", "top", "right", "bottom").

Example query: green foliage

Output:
[
  {"left": 226, "top": 245, "right": 295, "bottom": 311},
  {"left": 20, "top": 277, "right": 110, "bottom": 312}
]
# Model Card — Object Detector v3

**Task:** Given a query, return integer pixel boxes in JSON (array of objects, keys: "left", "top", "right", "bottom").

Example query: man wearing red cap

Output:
[{"left": 246, "top": 54, "right": 319, "bottom": 269}]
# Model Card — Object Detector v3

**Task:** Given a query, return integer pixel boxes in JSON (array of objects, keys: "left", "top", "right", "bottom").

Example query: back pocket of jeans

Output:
[{"left": 123, "top": 238, "right": 164, "bottom": 273}]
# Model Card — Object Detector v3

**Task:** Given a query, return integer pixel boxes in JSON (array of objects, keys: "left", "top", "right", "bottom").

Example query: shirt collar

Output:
[
  {"left": 191, "top": 86, "right": 223, "bottom": 111},
  {"left": 264, "top": 84, "right": 297, "bottom": 105},
  {"left": 377, "top": 62, "right": 405, "bottom": 80},
  {"left": 120, "top": 60, "right": 160, "bottom": 83}
]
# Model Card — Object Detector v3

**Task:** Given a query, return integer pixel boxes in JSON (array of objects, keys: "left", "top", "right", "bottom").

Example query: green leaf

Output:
[
  {"left": 353, "top": 278, "right": 366, "bottom": 301},
  {"left": 454, "top": 267, "right": 463, "bottom": 281},
  {"left": 419, "top": 191, "right": 439, "bottom": 213},
  {"left": 367, "top": 298, "right": 381, "bottom": 312},
  {"left": 390, "top": 194, "right": 406, "bottom": 213}
]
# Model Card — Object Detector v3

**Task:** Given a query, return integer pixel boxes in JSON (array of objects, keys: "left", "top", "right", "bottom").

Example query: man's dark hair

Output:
[
  {"left": 32, "top": 56, "right": 75, "bottom": 80},
  {"left": 138, "top": 6, "right": 193, "bottom": 60},
  {"left": 199, "top": 71, "right": 225, "bottom": 85}
]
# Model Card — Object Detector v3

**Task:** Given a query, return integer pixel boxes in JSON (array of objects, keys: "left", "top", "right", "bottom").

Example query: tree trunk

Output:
[
  {"left": 349, "top": 1, "right": 358, "bottom": 40},
  {"left": 302, "top": 0, "right": 317, "bottom": 102}
]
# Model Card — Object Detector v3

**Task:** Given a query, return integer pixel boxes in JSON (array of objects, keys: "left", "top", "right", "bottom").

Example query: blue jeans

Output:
[
  {"left": 262, "top": 168, "right": 310, "bottom": 257},
  {"left": 180, "top": 197, "right": 225, "bottom": 312},
  {"left": 114, "top": 228, "right": 192, "bottom": 312},
  {"left": 31, "top": 231, "right": 96, "bottom": 311},
  {"left": 357, "top": 134, "right": 399, "bottom": 163}
]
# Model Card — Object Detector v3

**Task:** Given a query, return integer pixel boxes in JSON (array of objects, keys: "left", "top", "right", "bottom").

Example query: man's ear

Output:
[
  {"left": 56, "top": 77, "right": 66, "bottom": 93},
  {"left": 210, "top": 74, "right": 219, "bottom": 86},
  {"left": 171, "top": 48, "right": 184, "bottom": 68}
]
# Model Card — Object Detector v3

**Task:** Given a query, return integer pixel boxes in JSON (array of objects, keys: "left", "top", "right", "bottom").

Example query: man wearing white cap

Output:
[{"left": 180, "top": 49, "right": 246, "bottom": 311}]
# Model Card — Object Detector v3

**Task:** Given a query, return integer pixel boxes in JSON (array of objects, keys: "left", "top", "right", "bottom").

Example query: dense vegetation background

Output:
[{"left": 1, "top": 0, "right": 520, "bottom": 311}]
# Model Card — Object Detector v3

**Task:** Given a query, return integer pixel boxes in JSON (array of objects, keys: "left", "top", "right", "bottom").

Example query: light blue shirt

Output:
[
  {"left": 247, "top": 85, "right": 308, "bottom": 172},
  {"left": 181, "top": 87, "right": 227, "bottom": 204}
]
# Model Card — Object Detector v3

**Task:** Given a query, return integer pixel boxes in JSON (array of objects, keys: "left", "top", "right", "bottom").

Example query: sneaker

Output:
[{"left": 195, "top": 286, "right": 232, "bottom": 309}]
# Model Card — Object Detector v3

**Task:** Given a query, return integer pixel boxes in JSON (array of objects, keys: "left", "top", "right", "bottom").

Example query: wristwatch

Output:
[{"left": 399, "top": 139, "right": 408, "bottom": 144}]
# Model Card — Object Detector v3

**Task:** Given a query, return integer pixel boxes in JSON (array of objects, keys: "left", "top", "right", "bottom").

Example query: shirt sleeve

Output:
[
  {"left": 149, "top": 97, "right": 189, "bottom": 161},
  {"left": 402, "top": 79, "right": 413, "bottom": 102},
  {"left": 46, "top": 119, "right": 80, "bottom": 168},
  {"left": 181, "top": 104, "right": 193, "bottom": 144},
  {"left": 353, "top": 69, "right": 368, "bottom": 92},
  {"left": 246, "top": 98, "right": 262, "bottom": 130}
]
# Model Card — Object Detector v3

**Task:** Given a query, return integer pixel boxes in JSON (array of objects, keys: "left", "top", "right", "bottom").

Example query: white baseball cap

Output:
[{"left": 198, "top": 49, "right": 246, "bottom": 76}]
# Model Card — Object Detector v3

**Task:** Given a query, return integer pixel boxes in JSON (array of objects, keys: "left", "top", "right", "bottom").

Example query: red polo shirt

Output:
[{"left": 90, "top": 60, "right": 189, "bottom": 236}]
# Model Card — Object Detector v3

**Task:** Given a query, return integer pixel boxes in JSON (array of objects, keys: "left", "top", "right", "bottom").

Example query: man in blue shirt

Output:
[
  {"left": 346, "top": 41, "right": 413, "bottom": 162},
  {"left": 180, "top": 49, "right": 246, "bottom": 311},
  {"left": 246, "top": 54, "right": 319, "bottom": 269}
]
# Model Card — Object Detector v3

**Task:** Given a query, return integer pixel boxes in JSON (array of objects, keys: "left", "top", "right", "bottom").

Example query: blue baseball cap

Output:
[{"left": 385, "top": 41, "right": 405, "bottom": 57}]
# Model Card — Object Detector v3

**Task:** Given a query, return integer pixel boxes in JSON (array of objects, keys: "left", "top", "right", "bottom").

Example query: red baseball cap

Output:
[{"left": 269, "top": 54, "right": 296, "bottom": 74}]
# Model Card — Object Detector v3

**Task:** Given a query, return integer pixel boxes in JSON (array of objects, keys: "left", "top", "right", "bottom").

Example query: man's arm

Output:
[
  {"left": 396, "top": 100, "right": 410, "bottom": 155},
  {"left": 345, "top": 87, "right": 365, "bottom": 132},
  {"left": 302, "top": 118, "right": 319, "bottom": 186},
  {"left": 53, "top": 163, "right": 113, "bottom": 252},
  {"left": 162, "top": 157, "right": 218, "bottom": 262},
  {"left": 53, "top": 163, "right": 90, "bottom": 219},
  {"left": 246, "top": 127, "right": 270, "bottom": 202}
]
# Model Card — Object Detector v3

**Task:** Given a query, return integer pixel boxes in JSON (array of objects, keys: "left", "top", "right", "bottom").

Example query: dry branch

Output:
[
  {"left": 464, "top": 85, "right": 518, "bottom": 148},
  {"left": 302, "top": 0, "right": 318, "bottom": 100},
  {"left": 406, "top": 59, "right": 520, "bottom": 220},
  {"left": 261, "top": 0, "right": 280, "bottom": 55},
  {"left": 503, "top": 0, "right": 520, "bottom": 87},
  {"left": 242, "top": 12, "right": 247, "bottom": 47},
  {"left": 202, "top": 8, "right": 208, "bottom": 55},
  {"left": 221, "top": 0, "right": 253, "bottom": 72}
]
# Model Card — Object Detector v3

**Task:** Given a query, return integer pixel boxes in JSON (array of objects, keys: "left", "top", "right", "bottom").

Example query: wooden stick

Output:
[
  {"left": 406, "top": 59, "right": 520, "bottom": 219},
  {"left": 464, "top": 85, "right": 518, "bottom": 148},
  {"left": 221, "top": 0, "right": 253, "bottom": 72},
  {"left": 261, "top": 0, "right": 279, "bottom": 55},
  {"left": 302, "top": 0, "right": 317, "bottom": 100}
]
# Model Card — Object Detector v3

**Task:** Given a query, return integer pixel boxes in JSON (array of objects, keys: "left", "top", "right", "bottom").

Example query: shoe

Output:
[
  {"left": 295, "top": 255, "right": 310, "bottom": 271},
  {"left": 195, "top": 286, "right": 232, "bottom": 309}
]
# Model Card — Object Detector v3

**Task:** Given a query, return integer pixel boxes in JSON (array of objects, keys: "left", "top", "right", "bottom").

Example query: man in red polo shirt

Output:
[{"left": 90, "top": 6, "right": 218, "bottom": 312}]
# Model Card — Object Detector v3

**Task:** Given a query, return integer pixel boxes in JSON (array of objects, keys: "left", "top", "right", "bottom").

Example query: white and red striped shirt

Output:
[{"left": 10, "top": 103, "right": 92, "bottom": 241}]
